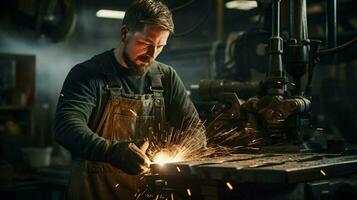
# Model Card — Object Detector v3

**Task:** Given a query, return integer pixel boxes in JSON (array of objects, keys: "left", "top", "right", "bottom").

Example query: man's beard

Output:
[{"left": 123, "top": 49, "right": 151, "bottom": 76}]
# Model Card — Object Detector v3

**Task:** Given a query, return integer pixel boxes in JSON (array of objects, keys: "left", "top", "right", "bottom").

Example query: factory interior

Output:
[{"left": 0, "top": 0, "right": 356, "bottom": 199}]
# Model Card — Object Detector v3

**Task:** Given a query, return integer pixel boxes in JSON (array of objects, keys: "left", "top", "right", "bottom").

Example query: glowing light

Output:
[
  {"left": 187, "top": 189, "right": 192, "bottom": 196},
  {"left": 225, "top": 1, "right": 258, "bottom": 10},
  {"left": 320, "top": 170, "right": 327, "bottom": 176},
  {"left": 115, "top": 183, "right": 119, "bottom": 188},
  {"left": 129, "top": 109, "right": 137, "bottom": 116},
  {"left": 96, "top": 9, "right": 125, "bottom": 19},
  {"left": 226, "top": 182, "right": 234, "bottom": 190},
  {"left": 171, "top": 193, "right": 174, "bottom": 200},
  {"left": 144, "top": 112, "right": 252, "bottom": 172},
  {"left": 137, "top": 111, "right": 264, "bottom": 198},
  {"left": 153, "top": 151, "right": 184, "bottom": 165}
]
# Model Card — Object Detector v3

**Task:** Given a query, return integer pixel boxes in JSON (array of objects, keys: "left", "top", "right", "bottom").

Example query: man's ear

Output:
[{"left": 121, "top": 26, "right": 129, "bottom": 42}]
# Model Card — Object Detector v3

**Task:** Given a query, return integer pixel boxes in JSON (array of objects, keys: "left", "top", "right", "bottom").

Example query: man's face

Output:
[{"left": 122, "top": 24, "right": 170, "bottom": 76}]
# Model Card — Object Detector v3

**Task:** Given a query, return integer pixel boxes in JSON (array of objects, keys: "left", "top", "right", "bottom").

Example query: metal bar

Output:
[
  {"left": 215, "top": 0, "right": 224, "bottom": 41},
  {"left": 148, "top": 154, "right": 357, "bottom": 184},
  {"left": 326, "top": 0, "right": 337, "bottom": 49}
]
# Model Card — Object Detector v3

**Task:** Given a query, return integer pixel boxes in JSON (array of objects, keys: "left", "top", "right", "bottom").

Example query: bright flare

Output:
[{"left": 153, "top": 151, "right": 184, "bottom": 165}]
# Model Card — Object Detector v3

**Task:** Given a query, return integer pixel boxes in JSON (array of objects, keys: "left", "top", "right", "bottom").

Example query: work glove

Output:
[{"left": 106, "top": 140, "right": 151, "bottom": 175}]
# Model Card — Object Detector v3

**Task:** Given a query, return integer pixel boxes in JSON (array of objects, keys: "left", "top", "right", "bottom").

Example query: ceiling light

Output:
[
  {"left": 96, "top": 9, "right": 125, "bottom": 19},
  {"left": 225, "top": 0, "right": 258, "bottom": 10}
]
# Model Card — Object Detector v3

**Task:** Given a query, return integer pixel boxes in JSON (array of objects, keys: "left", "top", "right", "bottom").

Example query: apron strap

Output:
[
  {"left": 88, "top": 51, "right": 122, "bottom": 131},
  {"left": 105, "top": 73, "right": 122, "bottom": 96},
  {"left": 100, "top": 51, "right": 123, "bottom": 96},
  {"left": 149, "top": 66, "right": 166, "bottom": 131}
]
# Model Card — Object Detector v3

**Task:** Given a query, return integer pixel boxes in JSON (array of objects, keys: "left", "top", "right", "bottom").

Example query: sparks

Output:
[
  {"left": 171, "top": 193, "right": 174, "bottom": 200},
  {"left": 153, "top": 151, "right": 183, "bottom": 165},
  {"left": 138, "top": 112, "right": 265, "bottom": 198},
  {"left": 147, "top": 113, "right": 214, "bottom": 165},
  {"left": 129, "top": 109, "right": 137, "bottom": 116},
  {"left": 187, "top": 188, "right": 191, "bottom": 196},
  {"left": 226, "top": 182, "right": 233, "bottom": 190},
  {"left": 320, "top": 170, "right": 326, "bottom": 176},
  {"left": 146, "top": 112, "right": 245, "bottom": 167}
]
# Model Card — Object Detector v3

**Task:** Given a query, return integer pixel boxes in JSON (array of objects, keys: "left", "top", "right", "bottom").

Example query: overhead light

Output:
[
  {"left": 225, "top": 0, "right": 258, "bottom": 10},
  {"left": 96, "top": 9, "right": 125, "bottom": 19}
]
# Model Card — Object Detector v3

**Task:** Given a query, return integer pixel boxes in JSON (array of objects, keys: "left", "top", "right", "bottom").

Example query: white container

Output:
[{"left": 21, "top": 147, "right": 53, "bottom": 168}]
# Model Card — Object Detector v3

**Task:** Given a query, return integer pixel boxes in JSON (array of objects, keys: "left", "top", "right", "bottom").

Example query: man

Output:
[{"left": 54, "top": 0, "right": 206, "bottom": 199}]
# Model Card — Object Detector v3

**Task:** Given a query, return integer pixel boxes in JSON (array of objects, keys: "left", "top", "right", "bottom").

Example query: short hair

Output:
[{"left": 122, "top": 0, "right": 174, "bottom": 33}]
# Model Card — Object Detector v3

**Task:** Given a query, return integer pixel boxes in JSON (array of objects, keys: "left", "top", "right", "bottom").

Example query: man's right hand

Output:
[{"left": 106, "top": 141, "right": 151, "bottom": 175}]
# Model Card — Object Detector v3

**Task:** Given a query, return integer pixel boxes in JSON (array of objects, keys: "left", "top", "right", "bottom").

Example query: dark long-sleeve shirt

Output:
[{"left": 54, "top": 49, "right": 206, "bottom": 161}]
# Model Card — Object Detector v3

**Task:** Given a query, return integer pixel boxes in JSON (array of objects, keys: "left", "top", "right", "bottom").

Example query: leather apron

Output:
[{"left": 66, "top": 67, "right": 165, "bottom": 200}]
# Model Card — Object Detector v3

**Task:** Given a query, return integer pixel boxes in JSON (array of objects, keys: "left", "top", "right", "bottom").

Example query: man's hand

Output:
[{"left": 107, "top": 141, "right": 151, "bottom": 175}]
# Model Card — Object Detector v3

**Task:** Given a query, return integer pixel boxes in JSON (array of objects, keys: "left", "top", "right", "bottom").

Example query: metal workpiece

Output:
[
  {"left": 145, "top": 154, "right": 357, "bottom": 199},
  {"left": 149, "top": 153, "right": 357, "bottom": 184}
]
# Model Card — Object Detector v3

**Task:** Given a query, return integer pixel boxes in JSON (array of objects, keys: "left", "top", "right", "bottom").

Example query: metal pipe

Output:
[
  {"left": 326, "top": 0, "right": 337, "bottom": 49},
  {"left": 287, "top": 0, "right": 309, "bottom": 95},
  {"left": 192, "top": 80, "right": 261, "bottom": 100},
  {"left": 266, "top": 0, "right": 285, "bottom": 95},
  {"left": 289, "top": 0, "right": 308, "bottom": 41},
  {"left": 271, "top": 0, "right": 280, "bottom": 37}
]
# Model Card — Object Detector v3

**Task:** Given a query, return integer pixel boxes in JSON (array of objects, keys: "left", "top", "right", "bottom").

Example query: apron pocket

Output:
[{"left": 112, "top": 114, "right": 154, "bottom": 141}]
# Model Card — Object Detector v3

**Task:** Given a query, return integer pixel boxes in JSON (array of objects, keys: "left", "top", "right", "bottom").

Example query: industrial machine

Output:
[{"left": 143, "top": 0, "right": 357, "bottom": 199}]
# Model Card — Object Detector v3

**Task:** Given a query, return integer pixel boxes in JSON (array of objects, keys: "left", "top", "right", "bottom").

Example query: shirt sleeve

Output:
[
  {"left": 164, "top": 66, "right": 207, "bottom": 148},
  {"left": 54, "top": 64, "right": 110, "bottom": 161}
]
